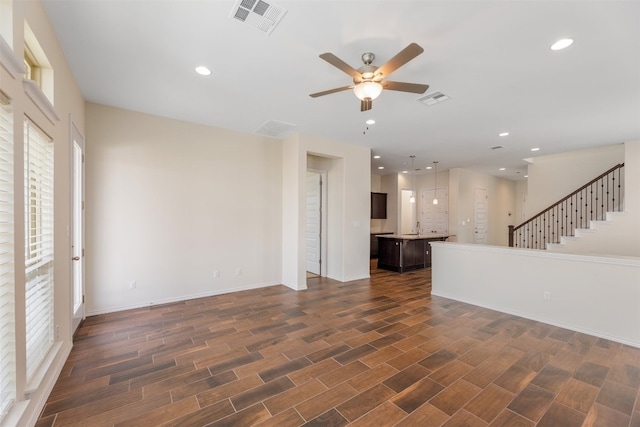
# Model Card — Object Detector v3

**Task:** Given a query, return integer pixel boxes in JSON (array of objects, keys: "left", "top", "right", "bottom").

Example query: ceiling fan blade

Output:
[
  {"left": 309, "top": 85, "right": 353, "bottom": 98},
  {"left": 382, "top": 81, "right": 429, "bottom": 94},
  {"left": 361, "top": 98, "right": 372, "bottom": 112},
  {"left": 375, "top": 43, "right": 424, "bottom": 78},
  {"left": 319, "top": 53, "right": 361, "bottom": 79}
]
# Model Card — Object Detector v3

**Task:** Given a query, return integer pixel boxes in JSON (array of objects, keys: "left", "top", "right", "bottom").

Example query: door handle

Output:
[{"left": 72, "top": 256, "right": 80, "bottom": 261}]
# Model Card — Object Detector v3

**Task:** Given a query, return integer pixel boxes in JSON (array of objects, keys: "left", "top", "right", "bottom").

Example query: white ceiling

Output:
[{"left": 42, "top": 0, "right": 640, "bottom": 180}]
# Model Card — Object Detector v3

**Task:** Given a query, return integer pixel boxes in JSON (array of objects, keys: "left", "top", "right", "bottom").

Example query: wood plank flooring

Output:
[{"left": 37, "top": 263, "right": 640, "bottom": 426}]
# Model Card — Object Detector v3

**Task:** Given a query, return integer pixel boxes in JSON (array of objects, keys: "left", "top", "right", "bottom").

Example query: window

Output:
[
  {"left": 24, "top": 117, "right": 54, "bottom": 381},
  {"left": 23, "top": 44, "right": 41, "bottom": 85},
  {"left": 0, "top": 91, "right": 15, "bottom": 422},
  {"left": 23, "top": 21, "right": 55, "bottom": 111}
]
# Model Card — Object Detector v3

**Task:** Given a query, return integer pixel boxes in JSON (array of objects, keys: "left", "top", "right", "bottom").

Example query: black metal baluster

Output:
[{"left": 612, "top": 172, "right": 615, "bottom": 211}]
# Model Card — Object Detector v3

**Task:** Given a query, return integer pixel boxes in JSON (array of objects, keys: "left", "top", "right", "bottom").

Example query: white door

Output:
[
  {"left": 474, "top": 188, "right": 488, "bottom": 244},
  {"left": 305, "top": 172, "right": 321, "bottom": 275},
  {"left": 71, "top": 124, "right": 85, "bottom": 332},
  {"left": 421, "top": 189, "right": 448, "bottom": 234}
]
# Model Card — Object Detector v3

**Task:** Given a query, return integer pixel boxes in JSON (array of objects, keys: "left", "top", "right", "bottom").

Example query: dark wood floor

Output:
[{"left": 37, "top": 263, "right": 640, "bottom": 426}]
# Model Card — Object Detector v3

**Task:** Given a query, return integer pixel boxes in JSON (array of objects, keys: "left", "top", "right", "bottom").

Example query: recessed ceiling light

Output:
[
  {"left": 524, "top": 175, "right": 529, "bottom": 178},
  {"left": 425, "top": 166, "right": 432, "bottom": 170},
  {"left": 378, "top": 166, "right": 384, "bottom": 170},
  {"left": 195, "top": 66, "right": 212, "bottom": 76},
  {"left": 531, "top": 147, "right": 540, "bottom": 152},
  {"left": 499, "top": 167, "right": 506, "bottom": 171},
  {"left": 366, "top": 119, "right": 376, "bottom": 125},
  {"left": 373, "top": 155, "right": 381, "bottom": 159},
  {"left": 499, "top": 132, "right": 509, "bottom": 137},
  {"left": 402, "top": 170, "right": 408, "bottom": 174},
  {"left": 550, "top": 38, "right": 573, "bottom": 51}
]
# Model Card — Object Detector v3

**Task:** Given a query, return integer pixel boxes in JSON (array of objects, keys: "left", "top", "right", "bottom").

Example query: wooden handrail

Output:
[{"left": 512, "top": 163, "right": 624, "bottom": 233}]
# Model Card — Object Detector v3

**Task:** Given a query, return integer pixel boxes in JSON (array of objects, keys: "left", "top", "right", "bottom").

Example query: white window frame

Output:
[{"left": 0, "top": 91, "right": 15, "bottom": 423}]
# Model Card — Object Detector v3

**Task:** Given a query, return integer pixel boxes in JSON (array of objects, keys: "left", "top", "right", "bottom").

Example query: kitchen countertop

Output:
[{"left": 377, "top": 234, "right": 449, "bottom": 240}]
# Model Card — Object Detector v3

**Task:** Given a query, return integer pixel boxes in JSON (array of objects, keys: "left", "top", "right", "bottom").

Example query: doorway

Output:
[
  {"left": 400, "top": 189, "right": 417, "bottom": 234},
  {"left": 306, "top": 170, "right": 327, "bottom": 278},
  {"left": 474, "top": 188, "right": 488, "bottom": 244},
  {"left": 71, "top": 123, "right": 85, "bottom": 332}
]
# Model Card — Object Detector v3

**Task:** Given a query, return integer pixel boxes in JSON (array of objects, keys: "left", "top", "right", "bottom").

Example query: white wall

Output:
[
  {"left": 85, "top": 103, "right": 283, "bottom": 313},
  {"left": 281, "top": 135, "right": 301, "bottom": 288},
  {"left": 514, "top": 179, "right": 528, "bottom": 223},
  {"left": 370, "top": 174, "right": 381, "bottom": 192},
  {"left": 448, "top": 168, "right": 517, "bottom": 246},
  {"left": 526, "top": 144, "right": 625, "bottom": 217},
  {"left": 624, "top": 141, "right": 640, "bottom": 214},
  {"left": 281, "top": 132, "right": 370, "bottom": 288},
  {"left": 376, "top": 173, "right": 398, "bottom": 234},
  {"left": 432, "top": 242, "right": 640, "bottom": 347}
]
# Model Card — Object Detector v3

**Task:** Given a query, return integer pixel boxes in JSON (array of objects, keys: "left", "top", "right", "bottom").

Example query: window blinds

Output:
[
  {"left": 24, "top": 117, "right": 54, "bottom": 382},
  {"left": 0, "top": 93, "right": 15, "bottom": 421}
]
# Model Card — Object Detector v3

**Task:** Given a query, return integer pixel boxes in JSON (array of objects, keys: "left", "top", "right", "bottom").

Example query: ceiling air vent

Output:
[
  {"left": 417, "top": 91, "right": 450, "bottom": 106},
  {"left": 255, "top": 120, "right": 298, "bottom": 139},
  {"left": 231, "top": 0, "right": 287, "bottom": 35},
  {"left": 491, "top": 145, "right": 504, "bottom": 150}
]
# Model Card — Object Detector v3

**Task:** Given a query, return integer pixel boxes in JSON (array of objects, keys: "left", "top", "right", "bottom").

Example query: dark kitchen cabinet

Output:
[
  {"left": 370, "top": 232, "right": 393, "bottom": 258},
  {"left": 378, "top": 238, "right": 401, "bottom": 269},
  {"left": 403, "top": 239, "right": 426, "bottom": 268},
  {"left": 371, "top": 192, "right": 387, "bottom": 219},
  {"left": 376, "top": 235, "right": 448, "bottom": 273}
]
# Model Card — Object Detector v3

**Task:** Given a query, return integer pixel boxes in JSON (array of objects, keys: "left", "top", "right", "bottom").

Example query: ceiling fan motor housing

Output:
[{"left": 355, "top": 65, "right": 379, "bottom": 83}]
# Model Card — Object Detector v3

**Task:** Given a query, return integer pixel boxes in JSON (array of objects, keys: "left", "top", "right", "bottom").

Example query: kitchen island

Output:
[{"left": 377, "top": 234, "right": 448, "bottom": 273}]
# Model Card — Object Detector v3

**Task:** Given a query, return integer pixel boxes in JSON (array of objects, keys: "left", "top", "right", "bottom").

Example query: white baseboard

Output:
[{"left": 86, "top": 281, "right": 281, "bottom": 316}]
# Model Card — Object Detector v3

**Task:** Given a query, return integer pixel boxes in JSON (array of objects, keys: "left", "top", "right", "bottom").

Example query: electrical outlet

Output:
[
  {"left": 236, "top": 268, "right": 242, "bottom": 276},
  {"left": 214, "top": 270, "right": 220, "bottom": 278},
  {"left": 543, "top": 291, "right": 551, "bottom": 301},
  {"left": 129, "top": 280, "right": 137, "bottom": 290}
]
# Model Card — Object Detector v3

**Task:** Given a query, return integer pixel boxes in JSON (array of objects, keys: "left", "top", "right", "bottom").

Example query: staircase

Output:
[
  {"left": 546, "top": 211, "right": 640, "bottom": 257},
  {"left": 508, "top": 163, "right": 628, "bottom": 254}
]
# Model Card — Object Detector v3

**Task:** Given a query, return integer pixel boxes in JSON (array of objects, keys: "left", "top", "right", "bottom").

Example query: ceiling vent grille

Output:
[
  {"left": 231, "top": 0, "right": 287, "bottom": 35},
  {"left": 255, "top": 120, "right": 298, "bottom": 139},
  {"left": 417, "top": 91, "right": 450, "bottom": 106},
  {"left": 491, "top": 145, "right": 504, "bottom": 150}
]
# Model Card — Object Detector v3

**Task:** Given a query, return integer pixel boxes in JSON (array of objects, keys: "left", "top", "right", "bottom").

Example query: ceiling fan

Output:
[{"left": 309, "top": 42, "right": 429, "bottom": 112}]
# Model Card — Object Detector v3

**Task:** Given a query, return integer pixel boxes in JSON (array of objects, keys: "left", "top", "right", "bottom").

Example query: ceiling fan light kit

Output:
[
  {"left": 353, "top": 81, "right": 383, "bottom": 101},
  {"left": 310, "top": 43, "right": 429, "bottom": 111}
]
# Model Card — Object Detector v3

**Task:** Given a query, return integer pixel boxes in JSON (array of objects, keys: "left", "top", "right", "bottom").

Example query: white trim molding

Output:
[
  {"left": 0, "top": 35, "right": 25, "bottom": 78},
  {"left": 23, "top": 79, "right": 60, "bottom": 123}
]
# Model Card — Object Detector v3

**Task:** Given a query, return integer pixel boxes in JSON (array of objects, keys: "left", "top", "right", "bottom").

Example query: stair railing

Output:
[{"left": 508, "top": 163, "right": 625, "bottom": 249}]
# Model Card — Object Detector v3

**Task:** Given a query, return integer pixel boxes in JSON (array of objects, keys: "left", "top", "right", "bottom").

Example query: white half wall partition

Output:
[
  {"left": 431, "top": 242, "right": 640, "bottom": 347},
  {"left": 281, "top": 132, "right": 371, "bottom": 290}
]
